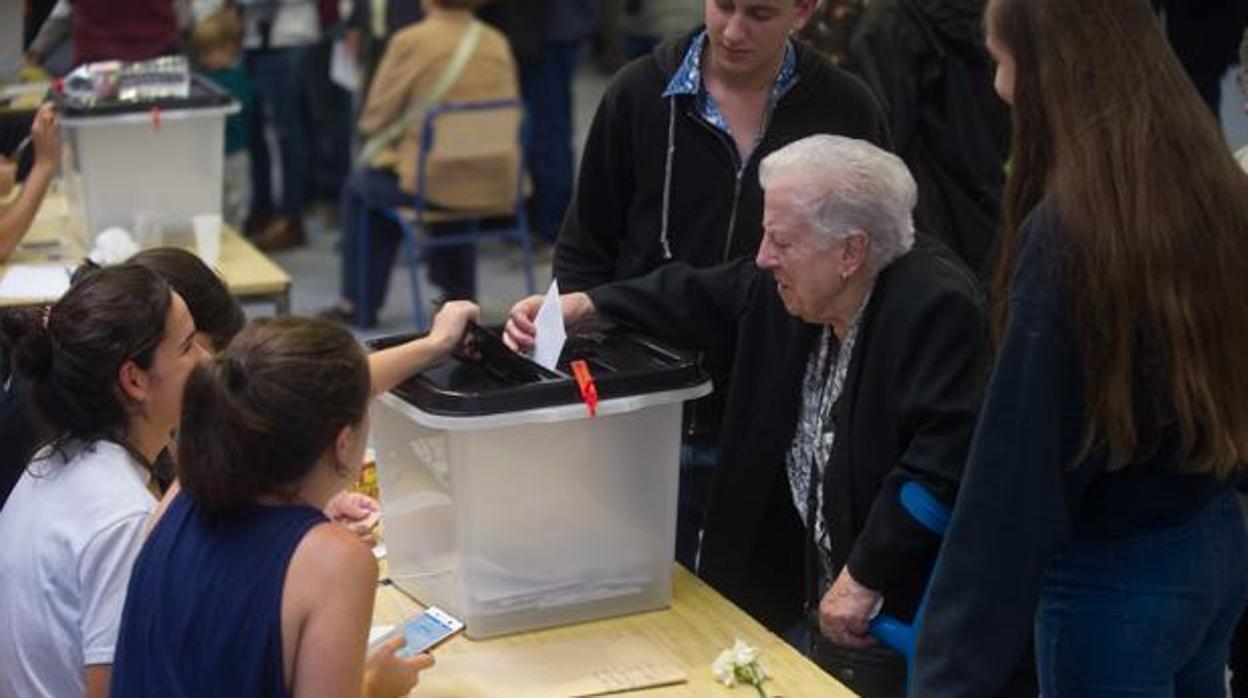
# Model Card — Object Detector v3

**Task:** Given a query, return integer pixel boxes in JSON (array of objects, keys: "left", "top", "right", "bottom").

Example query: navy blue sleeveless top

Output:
[{"left": 111, "top": 492, "right": 327, "bottom": 697}]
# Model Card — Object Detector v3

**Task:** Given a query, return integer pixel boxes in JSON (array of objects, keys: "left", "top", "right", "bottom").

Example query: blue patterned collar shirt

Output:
[{"left": 662, "top": 30, "right": 798, "bottom": 144}]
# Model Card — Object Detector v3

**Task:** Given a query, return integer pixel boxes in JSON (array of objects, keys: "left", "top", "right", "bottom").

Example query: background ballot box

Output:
[
  {"left": 370, "top": 329, "right": 712, "bottom": 639},
  {"left": 59, "top": 75, "right": 237, "bottom": 250}
]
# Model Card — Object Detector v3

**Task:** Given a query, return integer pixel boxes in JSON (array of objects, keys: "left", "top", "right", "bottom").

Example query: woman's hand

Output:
[
  {"left": 324, "top": 491, "right": 381, "bottom": 546},
  {"left": 427, "top": 300, "right": 480, "bottom": 359},
  {"left": 364, "top": 634, "right": 434, "bottom": 698},
  {"left": 29, "top": 104, "right": 61, "bottom": 174}
]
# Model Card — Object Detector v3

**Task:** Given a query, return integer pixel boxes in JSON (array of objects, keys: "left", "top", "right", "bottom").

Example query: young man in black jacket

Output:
[{"left": 555, "top": 1, "right": 886, "bottom": 290}]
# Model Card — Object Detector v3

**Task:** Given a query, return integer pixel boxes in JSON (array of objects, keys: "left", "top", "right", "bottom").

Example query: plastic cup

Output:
[
  {"left": 193, "top": 214, "right": 222, "bottom": 266},
  {"left": 133, "top": 212, "right": 162, "bottom": 248}
]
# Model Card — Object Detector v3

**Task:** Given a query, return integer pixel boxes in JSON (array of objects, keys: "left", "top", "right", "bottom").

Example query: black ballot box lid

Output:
[
  {"left": 368, "top": 325, "right": 709, "bottom": 418},
  {"left": 58, "top": 73, "right": 234, "bottom": 119}
]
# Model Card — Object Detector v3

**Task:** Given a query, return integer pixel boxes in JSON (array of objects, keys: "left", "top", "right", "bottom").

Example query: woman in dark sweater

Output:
[{"left": 913, "top": 0, "right": 1248, "bottom": 694}]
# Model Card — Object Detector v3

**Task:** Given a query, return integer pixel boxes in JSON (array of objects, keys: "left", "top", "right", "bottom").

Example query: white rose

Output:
[
  {"left": 712, "top": 648, "right": 739, "bottom": 687},
  {"left": 729, "top": 639, "right": 760, "bottom": 666}
]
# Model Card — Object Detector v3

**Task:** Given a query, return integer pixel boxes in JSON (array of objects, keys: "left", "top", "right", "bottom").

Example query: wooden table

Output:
[
  {"left": 0, "top": 187, "right": 291, "bottom": 313},
  {"left": 373, "top": 564, "right": 856, "bottom": 697}
]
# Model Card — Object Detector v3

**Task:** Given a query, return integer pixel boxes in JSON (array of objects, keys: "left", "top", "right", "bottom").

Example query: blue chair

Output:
[
  {"left": 356, "top": 98, "right": 537, "bottom": 329},
  {"left": 867, "top": 482, "right": 952, "bottom": 692}
]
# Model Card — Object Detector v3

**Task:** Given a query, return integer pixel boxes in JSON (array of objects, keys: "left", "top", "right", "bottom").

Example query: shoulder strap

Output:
[{"left": 357, "top": 20, "right": 485, "bottom": 166}]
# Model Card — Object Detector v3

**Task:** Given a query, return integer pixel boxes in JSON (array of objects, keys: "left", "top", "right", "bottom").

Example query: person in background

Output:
[
  {"left": 481, "top": 0, "right": 596, "bottom": 247},
  {"left": 0, "top": 265, "right": 209, "bottom": 697},
  {"left": 344, "top": 0, "right": 426, "bottom": 105},
  {"left": 913, "top": 0, "right": 1248, "bottom": 694},
  {"left": 508, "top": 136, "right": 987, "bottom": 696},
  {"left": 524, "top": 0, "right": 596, "bottom": 247},
  {"left": 320, "top": 0, "right": 519, "bottom": 328},
  {"left": 240, "top": 0, "right": 320, "bottom": 251},
  {"left": 0, "top": 103, "right": 64, "bottom": 513},
  {"left": 0, "top": 103, "right": 60, "bottom": 263},
  {"left": 190, "top": 6, "right": 255, "bottom": 231},
  {"left": 846, "top": 0, "right": 1010, "bottom": 278},
  {"left": 621, "top": 0, "right": 704, "bottom": 60},
  {"left": 128, "top": 248, "right": 246, "bottom": 354},
  {"left": 799, "top": 0, "right": 868, "bottom": 64},
  {"left": 24, "top": 0, "right": 190, "bottom": 69},
  {"left": 1152, "top": 0, "right": 1248, "bottom": 117},
  {"left": 110, "top": 307, "right": 477, "bottom": 696}
]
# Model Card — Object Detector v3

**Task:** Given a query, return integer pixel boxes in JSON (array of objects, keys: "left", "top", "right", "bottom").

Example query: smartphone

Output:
[{"left": 379, "top": 606, "right": 465, "bottom": 658}]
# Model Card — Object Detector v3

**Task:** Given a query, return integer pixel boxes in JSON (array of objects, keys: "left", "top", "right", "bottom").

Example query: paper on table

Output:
[
  {"left": 414, "top": 631, "right": 686, "bottom": 698},
  {"left": 532, "top": 279, "right": 566, "bottom": 372},
  {"left": 0, "top": 264, "right": 71, "bottom": 300}
]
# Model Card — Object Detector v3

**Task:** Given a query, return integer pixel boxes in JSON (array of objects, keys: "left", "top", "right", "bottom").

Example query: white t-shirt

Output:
[{"left": 0, "top": 441, "right": 156, "bottom": 698}]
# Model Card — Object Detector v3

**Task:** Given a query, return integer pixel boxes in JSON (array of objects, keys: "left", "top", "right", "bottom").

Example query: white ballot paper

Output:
[{"left": 532, "top": 280, "right": 567, "bottom": 372}]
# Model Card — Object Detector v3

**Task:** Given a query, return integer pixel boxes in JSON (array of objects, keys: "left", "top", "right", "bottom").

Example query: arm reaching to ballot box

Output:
[
  {"left": 0, "top": 104, "right": 61, "bottom": 263},
  {"left": 368, "top": 300, "right": 479, "bottom": 395}
]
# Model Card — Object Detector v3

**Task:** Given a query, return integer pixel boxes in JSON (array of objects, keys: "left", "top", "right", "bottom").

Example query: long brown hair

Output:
[
  {"left": 988, "top": 0, "right": 1248, "bottom": 477},
  {"left": 177, "top": 317, "right": 370, "bottom": 513}
]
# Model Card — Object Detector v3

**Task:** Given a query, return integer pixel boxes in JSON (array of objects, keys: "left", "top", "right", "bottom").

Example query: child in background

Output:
[{"left": 190, "top": 8, "right": 254, "bottom": 231}]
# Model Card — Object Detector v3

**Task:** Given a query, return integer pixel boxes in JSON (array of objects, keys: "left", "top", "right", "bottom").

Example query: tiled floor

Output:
[{"left": 257, "top": 62, "right": 1248, "bottom": 342}]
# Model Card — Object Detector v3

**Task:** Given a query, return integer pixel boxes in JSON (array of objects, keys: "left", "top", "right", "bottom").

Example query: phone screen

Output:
[{"left": 394, "top": 608, "right": 463, "bottom": 658}]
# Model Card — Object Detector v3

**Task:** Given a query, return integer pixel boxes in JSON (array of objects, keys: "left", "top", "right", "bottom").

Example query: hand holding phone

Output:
[
  {"left": 372, "top": 606, "right": 465, "bottom": 658},
  {"left": 365, "top": 634, "right": 434, "bottom": 698}
]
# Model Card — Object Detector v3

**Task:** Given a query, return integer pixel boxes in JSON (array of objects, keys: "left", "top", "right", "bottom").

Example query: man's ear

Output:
[
  {"left": 117, "top": 360, "right": 149, "bottom": 406},
  {"left": 842, "top": 230, "right": 871, "bottom": 277},
  {"left": 792, "top": 0, "right": 819, "bottom": 32}
]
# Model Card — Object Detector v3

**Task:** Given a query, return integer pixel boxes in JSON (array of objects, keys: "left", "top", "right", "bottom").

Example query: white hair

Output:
[{"left": 759, "top": 135, "right": 918, "bottom": 273}]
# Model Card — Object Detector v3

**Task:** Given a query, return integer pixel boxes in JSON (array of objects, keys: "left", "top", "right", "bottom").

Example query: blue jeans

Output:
[
  {"left": 676, "top": 439, "right": 717, "bottom": 570},
  {"left": 1037, "top": 490, "right": 1248, "bottom": 697},
  {"left": 519, "top": 40, "right": 580, "bottom": 240},
  {"left": 339, "top": 169, "right": 476, "bottom": 322},
  {"left": 246, "top": 46, "right": 313, "bottom": 217}
]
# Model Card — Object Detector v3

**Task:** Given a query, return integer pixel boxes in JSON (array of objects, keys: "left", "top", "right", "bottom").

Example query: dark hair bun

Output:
[{"left": 0, "top": 308, "right": 54, "bottom": 381}]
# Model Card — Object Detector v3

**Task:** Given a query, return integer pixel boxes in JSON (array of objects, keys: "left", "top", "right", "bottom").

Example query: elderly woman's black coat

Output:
[{"left": 587, "top": 235, "right": 989, "bottom": 631}]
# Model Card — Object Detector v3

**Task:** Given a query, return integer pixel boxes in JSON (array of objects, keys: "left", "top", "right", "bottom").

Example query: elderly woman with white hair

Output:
[{"left": 505, "top": 134, "right": 989, "bottom": 697}]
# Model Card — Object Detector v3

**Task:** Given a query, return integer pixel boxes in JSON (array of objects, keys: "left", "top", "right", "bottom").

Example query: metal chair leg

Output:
[
  {"left": 355, "top": 197, "right": 372, "bottom": 329},
  {"left": 401, "top": 217, "right": 429, "bottom": 330}
]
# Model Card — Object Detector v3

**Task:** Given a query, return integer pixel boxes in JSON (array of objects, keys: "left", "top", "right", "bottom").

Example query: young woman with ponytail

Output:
[
  {"left": 111, "top": 312, "right": 475, "bottom": 698},
  {"left": 0, "top": 264, "right": 208, "bottom": 698}
]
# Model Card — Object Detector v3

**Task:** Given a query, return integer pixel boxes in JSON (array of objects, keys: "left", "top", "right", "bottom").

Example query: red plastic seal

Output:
[{"left": 570, "top": 359, "right": 598, "bottom": 418}]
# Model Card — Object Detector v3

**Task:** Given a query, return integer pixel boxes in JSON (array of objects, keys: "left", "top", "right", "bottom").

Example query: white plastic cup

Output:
[
  {"left": 193, "top": 214, "right": 222, "bottom": 266},
  {"left": 133, "top": 212, "right": 162, "bottom": 249}
]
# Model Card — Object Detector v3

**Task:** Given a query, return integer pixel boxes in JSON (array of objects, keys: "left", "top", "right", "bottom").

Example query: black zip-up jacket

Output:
[
  {"left": 554, "top": 31, "right": 888, "bottom": 292},
  {"left": 588, "top": 237, "right": 989, "bottom": 632}
]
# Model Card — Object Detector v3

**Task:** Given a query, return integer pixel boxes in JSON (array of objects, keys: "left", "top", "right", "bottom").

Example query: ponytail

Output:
[{"left": 177, "top": 317, "right": 371, "bottom": 513}]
